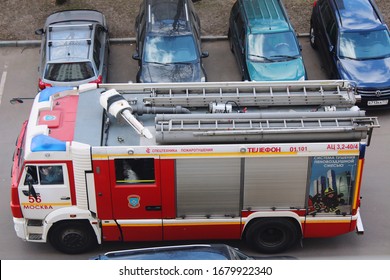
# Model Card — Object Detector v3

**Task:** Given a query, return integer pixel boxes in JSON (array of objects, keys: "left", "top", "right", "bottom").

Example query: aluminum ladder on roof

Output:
[
  {"left": 141, "top": 80, "right": 358, "bottom": 107},
  {"left": 97, "top": 80, "right": 379, "bottom": 144},
  {"left": 155, "top": 113, "right": 379, "bottom": 144}
]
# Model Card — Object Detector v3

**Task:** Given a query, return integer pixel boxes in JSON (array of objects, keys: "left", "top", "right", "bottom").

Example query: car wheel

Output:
[
  {"left": 246, "top": 218, "right": 299, "bottom": 254},
  {"left": 309, "top": 23, "right": 317, "bottom": 49},
  {"left": 49, "top": 221, "right": 97, "bottom": 254}
]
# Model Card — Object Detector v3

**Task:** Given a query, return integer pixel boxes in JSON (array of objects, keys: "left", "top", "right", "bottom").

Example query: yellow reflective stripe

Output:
[
  {"left": 337, "top": 150, "right": 359, "bottom": 155},
  {"left": 92, "top": 152, "right": 297, "bottom": 159},
  {"left": 21, "top": 202, "right": 71, "bottom": 207},
  {"left": 352, "top": 159, "right": 364, "bottom": 210}
]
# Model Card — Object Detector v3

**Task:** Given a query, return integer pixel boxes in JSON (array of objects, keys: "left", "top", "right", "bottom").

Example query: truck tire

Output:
[
  {"left": 246, "top": 218, "right": 299, "bottom": 254},
  {"left": 49, "top": 221, "right": 97, "bottom": 254}
]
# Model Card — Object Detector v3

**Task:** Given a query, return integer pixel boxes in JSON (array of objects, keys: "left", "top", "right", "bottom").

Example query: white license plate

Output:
[{"left": 367, "top": 100, "right": 389, "bottom": 106}]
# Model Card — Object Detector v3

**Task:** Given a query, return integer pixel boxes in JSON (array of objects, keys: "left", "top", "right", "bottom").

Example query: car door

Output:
[
  {"left": 316, "top": 1, "right": 339, "bottom": 78},
  {"left": 134, "top": 4, "right": 145, "bottom": 66},
  {"left": 230, "top": 10, "right": 247, "bottom": 80},
  {"left": 94, "top": 24, "right": 108, "bottom": 82}
]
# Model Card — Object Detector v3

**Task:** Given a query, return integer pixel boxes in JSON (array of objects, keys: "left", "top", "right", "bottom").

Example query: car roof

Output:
[
  {"left": 145, "top": 0, "right": 193, "bottom": 34},
  {"left": 333, "top": 0, "right": 384, "bottom": 30},
  {"left": 93, "top": 244, "right": 241, "bottom": 260},
  {"left": 46, "top": 24, "right": 94, "bottom": 62},
  {"left": 43, "top": 10, "right": 105, "bottom": 63},
  {"left": 241, "top": 0, "right": 290, "bottom": 33}
]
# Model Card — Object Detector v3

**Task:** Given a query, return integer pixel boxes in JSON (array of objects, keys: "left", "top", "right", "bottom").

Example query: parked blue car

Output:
[
  {"left": 92, "top": 244, "right": 254, "bottom": 260},
  {"left": 310, "top": 0, "right": 390, "bottom": 109},
  {"left": 228, "top": 0, "right": 306, "bottom": 81}
]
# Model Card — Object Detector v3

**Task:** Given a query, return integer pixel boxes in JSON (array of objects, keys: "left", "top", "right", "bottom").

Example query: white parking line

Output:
[{"left": 0, "top": 70, "right": 7, "bottom": 106}]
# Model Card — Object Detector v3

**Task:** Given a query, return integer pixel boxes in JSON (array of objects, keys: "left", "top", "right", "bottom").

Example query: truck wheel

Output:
[
  {"left": 246, "top": 218, "right": 299, "bottom": 254},
  {"left": 49, "top": 221, "right": 97, "bottom": 254}
]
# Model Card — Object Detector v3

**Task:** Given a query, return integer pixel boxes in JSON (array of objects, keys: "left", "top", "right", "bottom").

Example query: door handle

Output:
[
  {"left": 145, "top": 205, "right": 161, "bottom": 211},
  {"left": 60, "top": 196, "right": 71, "bottom": 200}
]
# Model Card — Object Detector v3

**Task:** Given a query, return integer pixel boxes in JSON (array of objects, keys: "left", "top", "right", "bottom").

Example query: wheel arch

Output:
[
  {"left": 43, "top": 206, "right": 101, "bottom": 244},
  {"left": 241, "top": 211, "right": 303, "bottom": 240}
]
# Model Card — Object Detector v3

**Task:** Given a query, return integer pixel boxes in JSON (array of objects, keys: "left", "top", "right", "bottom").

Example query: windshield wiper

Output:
[
  {"left": 148, "top": 61, "right": 191, "bottom": 65},
  {"left": 270, "top": 55, "right": 299, "bottom": 60},
  {"left": 248, "top": 54, "right": 275, "bottom": 62},
  {"left": 147, "top": 61, "right": 171, "bottom": 66}
]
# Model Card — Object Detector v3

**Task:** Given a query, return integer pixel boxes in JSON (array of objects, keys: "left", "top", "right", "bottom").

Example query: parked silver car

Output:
[{"left": 35, "top": 9, "right": 109, "bottom": 90}]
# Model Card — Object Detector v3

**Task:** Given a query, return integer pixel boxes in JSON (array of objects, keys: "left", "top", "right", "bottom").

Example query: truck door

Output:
[
  {"left": 19, "top": 164, "right": 72, "bottom": 220},
  {"left": 110, "top": 157, "right": 162, "bottom": 241}
]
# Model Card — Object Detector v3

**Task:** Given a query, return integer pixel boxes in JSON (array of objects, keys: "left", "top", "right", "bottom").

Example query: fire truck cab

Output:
[{"left": 11, "top": 81, "right": 379, "bottom": 254}]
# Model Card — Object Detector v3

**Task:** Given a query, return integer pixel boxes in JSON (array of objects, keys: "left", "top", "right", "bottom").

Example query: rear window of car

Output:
[{"left": 44, "top": 62, "right": 96, "bottom": 82}]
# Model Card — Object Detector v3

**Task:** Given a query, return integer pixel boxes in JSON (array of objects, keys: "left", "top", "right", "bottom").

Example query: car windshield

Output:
[
  {"left": 339, "top": 29, "right": 390, "bottom": 60},
  {"left": 44, "top": 62, "right": 96, "bottom": 82},
  {"left": 144, "top": 35, "right": 198, "bottom": 64},
  {"left": 247, "top": 31, "right": 300, "bottom": 62}
]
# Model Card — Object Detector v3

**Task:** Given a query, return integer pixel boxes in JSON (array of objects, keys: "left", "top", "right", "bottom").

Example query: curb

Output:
[
  {"left": 0, "top": 35, "right": 229, "bottom": 48},
  {"left": 0, "top": 34, "right": 309, "bottom": 48}
]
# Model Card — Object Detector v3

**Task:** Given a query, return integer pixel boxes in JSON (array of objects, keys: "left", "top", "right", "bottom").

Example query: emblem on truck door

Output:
[{"left": 128, "top": 195, "right": 140, "bottom": 209}]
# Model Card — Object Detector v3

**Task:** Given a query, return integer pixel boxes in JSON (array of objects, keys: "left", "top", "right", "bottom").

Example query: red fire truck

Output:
[{"left": 10, "top": 81, "right": 379, "bottom": 254}]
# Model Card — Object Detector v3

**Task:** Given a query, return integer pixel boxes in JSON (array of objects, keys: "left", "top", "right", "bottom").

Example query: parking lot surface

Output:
[{"left": 1, "top": 38, "right": 390, "bottom": 259}]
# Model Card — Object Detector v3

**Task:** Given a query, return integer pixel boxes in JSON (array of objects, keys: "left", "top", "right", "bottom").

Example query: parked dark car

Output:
[
  {"left": 310, "top": 0, "right": 390, "bottom": 108},
  {"left": 35, "top": 9, "right": 110, "bottom": 90},
  {"left": 132, "top": 0, "right": 208, "bottom": 83},
  {"left": 92, "top": 244, "right": 254, "bottom": 260},
  {"left": 228, "top": 0, "right": 306, "bottom": 81}
]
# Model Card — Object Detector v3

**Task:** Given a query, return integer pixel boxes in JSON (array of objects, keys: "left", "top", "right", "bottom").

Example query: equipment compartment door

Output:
[{"left": 110, "top": 157, "right": 162, "bottom": 241}]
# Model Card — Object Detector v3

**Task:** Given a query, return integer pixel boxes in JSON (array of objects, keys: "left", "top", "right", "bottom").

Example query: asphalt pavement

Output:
[{"left": 1, "top": 38, "right": 390, "bottom": 260}]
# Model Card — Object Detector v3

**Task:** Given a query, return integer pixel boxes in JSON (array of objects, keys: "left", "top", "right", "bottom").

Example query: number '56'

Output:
[{"left": 29, "top": 195, "right": 42, "bottom": 203}]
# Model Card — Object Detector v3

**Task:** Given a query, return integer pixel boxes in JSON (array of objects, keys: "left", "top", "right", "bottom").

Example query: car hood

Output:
[
  {"left": 140, "top": 62, "right": 204, "bottom": 83},
  {"left": 339, "top": 57, "right": 390, "bottom": 87},
  {"left": 247, "top": 58, "right": 305, "bottom": 81}
]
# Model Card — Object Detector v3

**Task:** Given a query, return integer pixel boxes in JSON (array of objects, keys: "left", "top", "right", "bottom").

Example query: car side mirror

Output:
[
  {"left": 132, "top": 53, "right": 141, "bottom": 60},
  {"left": 35, "top": 28, "right": 44, "bottom": 35},
  {"left": 329, "top": 45, "right": 334, "bottom": 53},
  {"left": 201, "top": 51, "right": 209, "bottom": 58},
  {"left": 98, "top": 26, "right": 109, "bottom": 33}
]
